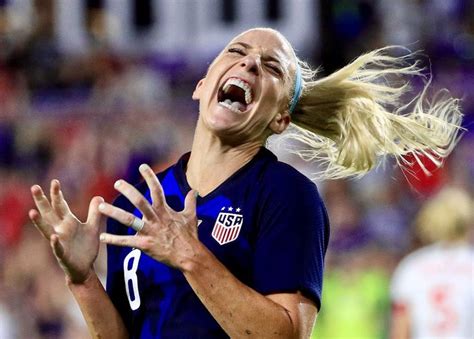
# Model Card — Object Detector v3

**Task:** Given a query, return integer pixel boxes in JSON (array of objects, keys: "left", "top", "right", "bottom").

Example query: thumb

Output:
[
  {"left": 87, "top": 196, "right": 105, "bottom": 227},
  {"left": 51, "top": 234, "right": 65, "bottom": 259},
  {"left": 183, "top": 190, "right": 198, "bottom": 217}
]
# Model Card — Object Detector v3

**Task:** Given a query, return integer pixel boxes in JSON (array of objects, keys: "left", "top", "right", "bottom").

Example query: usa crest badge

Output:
[{"left": 212, "top": 207, "right": 243, "bottom": 245}]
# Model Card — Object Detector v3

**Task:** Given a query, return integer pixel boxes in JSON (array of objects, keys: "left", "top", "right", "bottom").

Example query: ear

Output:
[
  {"left": 269, "top": 111, "right": 291, "bottom": 134},
  {"left": 192, "top": 79, "right": 205, "bottom": 101}
]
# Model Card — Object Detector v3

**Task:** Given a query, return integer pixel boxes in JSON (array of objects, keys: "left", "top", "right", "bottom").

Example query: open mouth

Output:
[{"left": 217, "top": 77, "right": 253, "bottom": 113}]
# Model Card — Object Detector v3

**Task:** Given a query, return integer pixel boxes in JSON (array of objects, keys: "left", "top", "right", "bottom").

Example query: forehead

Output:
[{"left": 228, "top": 29, "right": 295, "bottom": 67}]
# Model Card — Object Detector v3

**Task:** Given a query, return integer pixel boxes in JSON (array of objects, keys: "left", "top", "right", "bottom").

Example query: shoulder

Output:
[
  {"left": 396, "top": 244, "right": 438, "bottom": 270},
  {"left": 113, "top": 160, "right": 179, "bottom": 205},
  {"left": 106, "top": 159, "right": 182, "bottom": 236},
  {"left": 392, "top": 245, "right": 437, "bottom": 289},
  {"left": 265, "top": 156, "right": 313, "bottom": 184},
  {"left": 259, "top": 149, "right": 322, "bottom": 203},
  {"left": 256, "top": 149, "right": 329, "bottom": 232},
  {"left": 108, "top": 158, "right": 182, "bottom": 235}
]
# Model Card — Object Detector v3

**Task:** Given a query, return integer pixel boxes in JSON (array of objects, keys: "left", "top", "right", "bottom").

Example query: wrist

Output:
[
  {"left": 66, "top": 269, "right": 96, "bottom": 287},
  {"left": 178, "top": 240, "right": 211, "bottom": 274}
]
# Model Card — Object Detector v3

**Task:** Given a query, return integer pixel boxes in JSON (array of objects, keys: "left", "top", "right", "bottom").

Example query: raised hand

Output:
[
  {"left": 29, "top": 180, "right": 104, "bottom": 283},
  {"left": 98, "top": 164, "right": 200, "bottom": 271}
]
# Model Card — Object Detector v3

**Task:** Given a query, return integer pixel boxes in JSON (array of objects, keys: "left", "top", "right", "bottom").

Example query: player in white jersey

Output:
[{"left": 390, "top": 187, "right": 473, "bottom": 339}]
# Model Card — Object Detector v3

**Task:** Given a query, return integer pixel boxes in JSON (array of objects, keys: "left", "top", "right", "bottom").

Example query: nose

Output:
[{"left": 240, "top": 55, "right": 260, "bottom": 75}]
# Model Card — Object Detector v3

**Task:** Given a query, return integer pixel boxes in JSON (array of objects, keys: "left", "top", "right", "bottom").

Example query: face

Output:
[{"left": 192, "top": 28, "right": 296, "bottom": 144}]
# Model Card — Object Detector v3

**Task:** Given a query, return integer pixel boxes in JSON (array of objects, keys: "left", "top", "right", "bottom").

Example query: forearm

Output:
[
  {"left": 390, "top": 303, "right": 410, "bottom": 339},
  {"left": 67, "top": 271, "right": 128, "bottom": 339},
  {"left": 182, "top": 244, "right": 297, "bottom": 338}
]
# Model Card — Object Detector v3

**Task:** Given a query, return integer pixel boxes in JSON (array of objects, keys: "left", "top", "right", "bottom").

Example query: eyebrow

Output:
[{"left": 230, "top": 41, "right": 284, "bottom": 66}]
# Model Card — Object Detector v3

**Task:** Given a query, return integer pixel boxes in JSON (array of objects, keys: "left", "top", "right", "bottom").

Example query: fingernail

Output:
[
  {"left": 139, "top": 164, "right": 148, "bottom": 172},
  {"left": 114, "top": 180, "right": 122, "bottom": 188},
  {"left": 98, "top": 203, "right": 106, "bottom": 211},
  {"left": 194, "top": 191, "right": 199, "bottom": 198},
  {"left": 99, "top": 234, "right": 106, "bottom": 241}
]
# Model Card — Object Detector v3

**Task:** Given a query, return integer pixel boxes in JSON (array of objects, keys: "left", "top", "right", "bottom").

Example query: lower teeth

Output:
[
  {"left": 219, "top": 100, "right": 246, "bottom": 112},
  {"left": 231, "top": 102, "right": 243, "bottom": 110}
]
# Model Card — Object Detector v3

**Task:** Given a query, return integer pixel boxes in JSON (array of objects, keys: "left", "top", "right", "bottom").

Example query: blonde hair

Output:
[
  {"left": 282, "top": 47, "right": 464, "bottom": 180},
  {"left": 415, "top": 187, "right": 473, "bottom": 244}
]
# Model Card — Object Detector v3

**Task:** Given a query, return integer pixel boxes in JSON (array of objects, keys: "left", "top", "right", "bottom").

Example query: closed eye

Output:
[
  {"left": 266, "top": 64, "right": 283, "bottom": 76},
  {"left": 228, "top": 45, "right": 283, "bottom": 77},
  {"left": 228, "top": 47, "right": 246, "bottom": 56}
]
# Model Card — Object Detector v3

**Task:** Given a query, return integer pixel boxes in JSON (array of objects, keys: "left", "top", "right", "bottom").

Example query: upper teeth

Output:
[{"left": 222, "top": 78, "right": 252, "bottom": 104}]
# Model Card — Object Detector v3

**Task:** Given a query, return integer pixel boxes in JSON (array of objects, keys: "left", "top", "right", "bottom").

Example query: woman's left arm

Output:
[
  {"left": 98, "top": 164, "right": 317, "bottom": 338},
  {"left": 183, "top": 242, "right": 317, "bottom": 338}
]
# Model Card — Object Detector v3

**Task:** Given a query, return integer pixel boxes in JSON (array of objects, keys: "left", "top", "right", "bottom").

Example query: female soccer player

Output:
[
  {"left": 390, "top": 187, "right": 473, "bottom": 339},
  {"left": 30, "top": 28, "right": 462, "bottom": 338}
]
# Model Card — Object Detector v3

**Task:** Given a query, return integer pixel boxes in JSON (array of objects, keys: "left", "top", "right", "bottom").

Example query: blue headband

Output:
[{"left": 289, "top": 64, "right": 302, "bottom": 113}]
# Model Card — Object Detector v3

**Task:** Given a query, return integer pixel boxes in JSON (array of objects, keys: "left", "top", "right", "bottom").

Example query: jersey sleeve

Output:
[
  {"left": 390, "top": 257, "right": 414, "bottom": 304},
  {"left": 252, "top": 170, "right": 330, "bottom": 310}
]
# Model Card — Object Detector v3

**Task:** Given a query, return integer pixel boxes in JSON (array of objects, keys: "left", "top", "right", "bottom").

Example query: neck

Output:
[{"left": 187, "top": 119, "right": 262, "bottom": 197}]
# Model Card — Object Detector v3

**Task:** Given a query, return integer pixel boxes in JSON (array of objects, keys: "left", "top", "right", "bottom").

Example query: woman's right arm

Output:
[
  {"left": 68, "top": 271, "right": 128, "bottom": 339},
  {"left": 390, "top": 302, "right": 410, "bottom": 339},
  {"left": 29, "top": 180, "right": 128, "bottom": 338}
]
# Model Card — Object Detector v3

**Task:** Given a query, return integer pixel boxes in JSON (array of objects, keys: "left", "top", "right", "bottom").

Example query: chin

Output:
[
  {"left": 202, "top": 118, "right": 246, "bottom": 145},
  {"left": 208, "top": 120, "right": 238, "bottom": 136},
  {"left": 205, "top": 109, "right": 242, "bottom": 132}
]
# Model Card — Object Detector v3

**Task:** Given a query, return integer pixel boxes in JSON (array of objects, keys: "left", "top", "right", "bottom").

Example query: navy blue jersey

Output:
[{"left": 106, "top": 147, "right": 330, "bottom": 338}]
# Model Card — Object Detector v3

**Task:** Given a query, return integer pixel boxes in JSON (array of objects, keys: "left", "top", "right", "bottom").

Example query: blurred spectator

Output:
[
  {"left": 0, "top": 302, "right": 16, "bottom": 338},
  {"left": 313, "top": 245, "right": 392, "bottom": 339},
  {"left": 323, "top": 180, "right": 371, "bottom": 252},
  {"left": 390, "top": 187, "right": 473, "bottom": 339},
  {"left": 0, "top": 168, "right": 32, "bottom": 253}
]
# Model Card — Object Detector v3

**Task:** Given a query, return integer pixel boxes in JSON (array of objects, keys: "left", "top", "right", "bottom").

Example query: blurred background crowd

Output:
[{"left": 0, "top": 0, "right": 472, "bottom": 338}]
